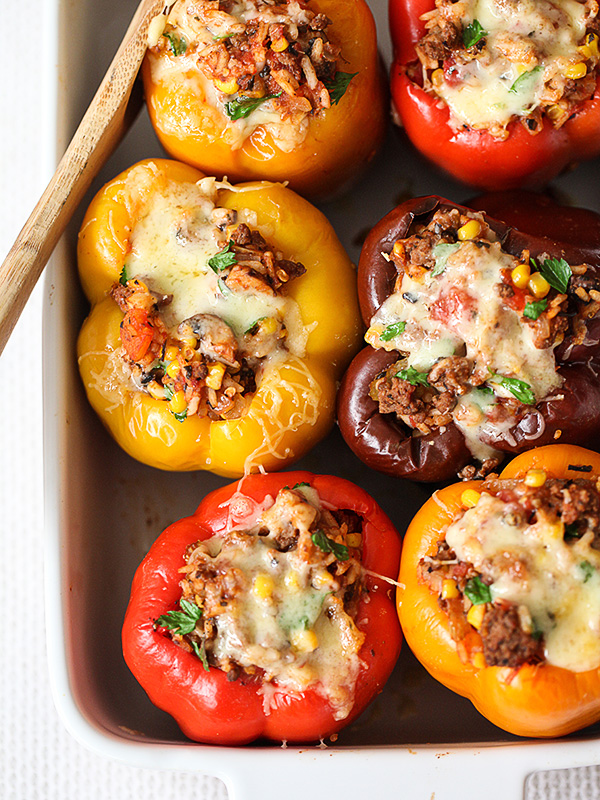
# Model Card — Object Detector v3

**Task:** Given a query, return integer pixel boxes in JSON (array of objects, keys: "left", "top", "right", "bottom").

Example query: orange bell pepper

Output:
[{"left": 398, "top": 444, "right": 600, "bottom": 738}]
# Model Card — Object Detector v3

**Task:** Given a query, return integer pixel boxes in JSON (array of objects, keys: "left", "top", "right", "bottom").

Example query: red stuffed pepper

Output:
[
  {"left": 122, "top": 472, "right": 401, "bottom": 744},
  {"left": 389, "top": 0, "right": 600, "bottom": 189},
  {"left": 337, "top": 194, "right": 600, "bottom": 482}
]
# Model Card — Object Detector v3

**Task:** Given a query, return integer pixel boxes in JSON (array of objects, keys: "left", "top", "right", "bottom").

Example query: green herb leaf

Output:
[
  {"left": 293, "top": 482, "right": 310, "bottom": 489},
  {"left": 156, "top": 598, "right": 203, "bottom": 635},
  {"left": 324, "top": 71, "right": 358, "bottom": 105},
  {"left": 490, "top": 374, "right": 535, "bottom": 405},
  {"left": 464, "top": 576, "right": 492, "bottom": 605},
  {"left": 245, "top": 317, "right": 266, "bottom": 334},
  {"left": 564, "top": 522, "right": 582, "bottom": 540},
  {"left": 380, "top": 321, "right": 406, "bottom": 341},
  {"left": 538, "top": 257, "right": 572, "bottom": 294},
  {"left": 163, "top": 384, "right": 174, "bottom": 401},
  {"left": 523, "top": 298, "right": 548, "bottom": 320},
  {"left": 432, "top": 242, "right": 461, "bottom": 276},
  {"left": 119, "top": 266, "right": 128, "bottom": 286},
  {"left": 509, "top": 65, "right": 542, "bottom": 94},
  {"left": 208, "top": 242, "right": 236, "bottom": 273},
  {"left": 311, "top": 529, "right": 350, "bottom": 561},
  {"left": 225, "top": 93, "right": 280, "bottom": 120},
  {"left": 191, "top": 638, "right": 210, "bottom": 671},
  {"left": 462, "top": 19, "right": 487, "bottom": 48},
  {"left": 580, "top": 560, "right": 595, "bottom": 583},
  {"left": 173, "top": 409, "right": 188, "bottom": 423},
  {"left": 218, "top": 277, "right": 232, "bottom": 296},
  {"left": 163, "top": 31, "right": 188, "bottom": 56},
  {"left": 396, "top": 366, "right": 430, "bottom": 387}
]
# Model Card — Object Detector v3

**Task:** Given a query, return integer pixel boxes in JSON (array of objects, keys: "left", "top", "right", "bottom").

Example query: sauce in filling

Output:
[
  {"left": 413, "top": 0, "right": 600, "bottom": 137},
  {"left": 156, "top": 484, "right": 365, "bottom": 719}
]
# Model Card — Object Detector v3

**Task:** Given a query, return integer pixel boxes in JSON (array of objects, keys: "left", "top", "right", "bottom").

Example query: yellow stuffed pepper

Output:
[
  {"left": 77, "top": 159, "right": 362, "bottom": 476},
  {"left": 142, "top": 0, "right": 386, "bottom": 198}
]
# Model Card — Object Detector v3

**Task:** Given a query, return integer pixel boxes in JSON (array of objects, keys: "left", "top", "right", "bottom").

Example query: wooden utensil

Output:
[{"left": 0, "top": 0, "right": 167, "bottom": 355}]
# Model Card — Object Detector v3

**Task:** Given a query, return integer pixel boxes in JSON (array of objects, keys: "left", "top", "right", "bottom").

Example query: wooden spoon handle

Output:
[{"left": 0, "top": 0, "right": 166, "bottom": 355}]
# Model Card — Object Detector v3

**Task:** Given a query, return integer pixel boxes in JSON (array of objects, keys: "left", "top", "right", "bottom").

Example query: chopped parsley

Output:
[
  {"left": 396, "top": 366, "right": 430, "bottom": 387},
  {"left": 464, "top": 576, "right": 492, "bottom": 605},
  {"left": 580, "top": 560, "right": 595, "bottom": 583},
  {"left": 523, "top": 298, "right": 548, "bottom": 320},
  {"left": 509, "top": 65, "right": 542, "bottom": 94},
  {"left": 380, "top": 321, "right": 406, "bottom": 341},
  {"left": 431, "top": 242, "right": 460, "bottom": 276},
  {"left": 208, "top": 242, "right": 236, "bottom": 273},
  {"left": 462, "top": 19, "right": 487, "bottom": 48},
  {"left": 490, "top": 374, "right": 535, "bottom": 405},
  {"left": 218, "top": 277, "right": 232, "bottom": 297},
  {"left": 156, "top": 598, "right": 203, "bottom": 635},
  {"left": 324, "top": 71, "right": 358, "bottom": 105},
  {"left": 537, "top": 256, "right": 572, "bottom": 294},
  {"left": 245, "top": 317, "right": 266, "bottom": 334},
  {"left": 311, "top": 529, "right": 349, "bottom": 561},
  {"left": 225, "top": 93, "right": 281, "bottom": 120},
  {"left": 162, "top": 31, "right": 187, "bottom": 56},
  {"left": 564, "top": 523, "right": 582, "bottom": 541},
  {"left": 119, "top": 266, "right": 128, "bottom": 286},
  {"left": 293, "top": 481, "right": 310, "bottom": 489}
]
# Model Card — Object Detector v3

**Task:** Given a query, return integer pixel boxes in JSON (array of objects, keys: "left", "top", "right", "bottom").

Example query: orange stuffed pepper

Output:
[
  {"left": 77, "top": 158, "right": 362, "bottom": 476},
  {"left": 142, "top": 0, "right": 386, "bottom": 198},
  {"left": 399, "top": 444, "right": 600, "bottom": 737}
]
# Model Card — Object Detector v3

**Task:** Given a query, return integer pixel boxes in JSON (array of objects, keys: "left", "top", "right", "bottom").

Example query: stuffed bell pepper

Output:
[
  {"left": 77, "top": 159, "right": 362, "bottom": 476},
  {"left": 398, "top": 444, "right": 600, "bottom": 738},
  {"left": 122, "top": 471, "right": 402, "bottom": 744},
  {"left": 142, "top": 0, "right": 386, "bottom": 198},
  {"left": 337, "top": 195, "right": 600, "bottom": 482},
  {"left": 389, "top": 0, "right": 600, "bottom": 189}
]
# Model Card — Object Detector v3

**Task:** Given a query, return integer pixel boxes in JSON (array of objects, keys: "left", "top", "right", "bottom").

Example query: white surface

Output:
[{"left": 3, "top": 0, "right": 600, "bottom": 798}]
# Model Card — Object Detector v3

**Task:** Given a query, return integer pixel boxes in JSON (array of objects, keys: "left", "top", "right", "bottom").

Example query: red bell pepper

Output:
[
  {"left": 122, "top": 472, "right": 401, "bottom": 744},
  {"left": 389, "top": 0, "right": 600, "bottom": 190}
]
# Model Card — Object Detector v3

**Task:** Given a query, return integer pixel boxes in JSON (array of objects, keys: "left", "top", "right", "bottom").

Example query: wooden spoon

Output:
[{"left": 0, "top": 0, "right": 167, "bottom": 355}]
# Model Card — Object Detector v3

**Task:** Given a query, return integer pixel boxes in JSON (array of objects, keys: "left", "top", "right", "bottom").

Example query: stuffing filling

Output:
[
  {"left": 412, "top": 0, "right": 600, "bottom": 138},
  {"left": 155, "top": 485, "right": 366, "bottom": 719},
  {"left": 148, "top": 0, "right": 355, "bottom": 149},
  {"left": 420, "top": 469, "right": 600, "bottom": 671},
  {"left": 366, "top": 207, "right": 600, "bottom": 476}
]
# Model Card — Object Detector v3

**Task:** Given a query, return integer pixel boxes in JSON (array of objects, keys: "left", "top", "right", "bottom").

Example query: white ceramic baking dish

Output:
[{"left": 42, "top": 0, "right": 600, "bottom": 797}]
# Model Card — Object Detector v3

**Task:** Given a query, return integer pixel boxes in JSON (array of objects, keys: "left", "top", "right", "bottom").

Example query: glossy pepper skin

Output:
[
  {"left": 388, "top": 0, "right": 600, "bottom": 190},
  {"left": 142, "top": 0, "right": 386, "bottom": 199},
  {"left": 77, "top": 159, "right": 362, "bottom": 477},
  {"left": 336, "top": 195, "right": 600, "bottom": 483},
  {"left": 398, "top": 444, "right": 600, "bottom": 738},
  {"left": 122, "top": 471, "right": 402, "bottom": 745}
]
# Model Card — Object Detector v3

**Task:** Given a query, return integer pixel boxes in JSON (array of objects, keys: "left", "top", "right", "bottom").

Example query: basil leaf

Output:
[
  {"left": 324, "top": 71, "right": 358, "bottom": 105},
  {"left": 538, "top": 257, "right": 572, "bottom": 294},
  {"left": 523, "top": 298, "right": 548, "bottom": 320},
  {"left": 163, "top": 31, "right": 187, "bottom": 56},
  {"left": 156, "top": 598, "right": 203, "bottom": 635},
  {"left": 208, "top": 242, "right": 236, "bottom": 273},
  {"left": 491, "top": 374, "right": 535, "bottom": 405},
  {"left": 432, "top": 242, "right": 460, "bottom": 276},
  {"left": 463, "top": 19, "right": 487, "bottom": 48},
  {"left": 580, "top": 560, "right": 595, "bottom": 583},
  {"left": 380, "top": 321, "right": 406, "bottom": 341},
  {"left": 396, "top": 366, "right": 430, "bottom": 387},
  {"left": 225, "top": 93, "right": 280, "bottom": 120},
  {"left": 311, "top": 529, "right": 349, "bottom": 561},
  {"left": 119, "top": 266, "right": 128, "bottom": 286},
  {"left": 464, "top": 576, "right": 491, "bottom": 605},
  {"left": 191, "top": 639, "right": 210, "bottom": 671},
  {"left": 509, "top": 65, "right": 542, "bottom": 94}
]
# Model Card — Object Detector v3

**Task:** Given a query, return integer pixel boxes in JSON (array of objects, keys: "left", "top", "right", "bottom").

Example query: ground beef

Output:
[
  {"left": 480, "top": 603, "right": 543, "bottom": 668},
  {"left": 525, "top": 478, "right": 600, "bottom": 545},
  {"left": 427, "top": 356, "right": 472, "bottom": 395}
]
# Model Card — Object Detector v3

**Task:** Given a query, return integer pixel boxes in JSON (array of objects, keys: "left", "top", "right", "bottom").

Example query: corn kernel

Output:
[
  {"left": 206, "top": 362, "right": 226, "bottom": 390},
  {"left": 586, "top": 32, "right": 599, "bottom": 57},
  {"left": 392, "top": 241, "right": 404, "bottom": 257},
  {"left": 164, "top": 345, "right": 179, "bottom": 362},
  {"left": 546, "top": 104, "right": 564, "bottom": 121},
  {"left": 214, "top": 77, "right": 239, "bottom": 94},
  {"left": 284, "top": 571, "right": 300, "bottom": 591},
  {"left": 253, "top": 573, "right": 275, "bottom": 599},
  {"left": 271, "top": 36, "right": 289, "bottom": 52},
  {"left": 313, "top": 570, "right": 333, "bottom": 590},
  {"left": 565, "top": 62, "right": 587, "bottom": 80},
  {"left": 579, "top": 43, "right": 593, "bottom": 59},
  {"left": 457, "top": 219, "right": 482, "bottom": 241},
  {"left": 524, "top": 468, "right": 547, "bottom": 488},
  {"left": 516, "top": 63, "right": 528, "bottom": 75},
  {"left": 431, "top": 68, "right": 444, "bottom": 88},
  {"left": 346, "top": 533, "right": 362, "bottom": 549},
  {"left": 165, "top": 360, "right": 180, "bottom": 379},
  {"left": 467, "top": 603, "right": 486, "bottom": 630},
  {"left": 461, "top": 489, "right": 481, "bottom": 508},
  {"left": 511, "top": 262, "right": 531, "bottom": 288},
  {"left": 180, "top": 335, "right": 197, "bottom": 349},
  {"left": 441, "top": 579, "right": 459, "bottom": 600},
  {"left": 291, "top": 628, "right": 319, "bottom": 653},
  {"left": 259, "top": 317, "right": 278, "bottom": 335},
  {"left": 147, "top": 380, "right": 166, "bottom": 400},
  {"left": 472, "top": 652, "right": 487, "bottom": 669},
  {"left": 528, "top": 272, "right": 551, "bottom": 299},
  {"left": 169, "top": 390, "right": 187, "bottom": 414}
]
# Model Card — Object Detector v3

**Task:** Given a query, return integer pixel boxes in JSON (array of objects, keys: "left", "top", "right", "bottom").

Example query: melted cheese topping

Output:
[
  {"left": 446, "top": 492, "right": 600, "bottom": 671},
  {"left": 435, "top": 0, "right": 587, "bottom": 131}
]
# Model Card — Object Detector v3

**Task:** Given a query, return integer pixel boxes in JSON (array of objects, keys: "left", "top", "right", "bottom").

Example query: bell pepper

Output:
[
  {"left": 389, "top": 0, "right": 600, "bottom": 190},
  {"left": 142, "top": 0, "right": 386, "bottom": 199},
  {"left": 336, "top": 195, "right": 600, "bottom": 482},
  {"left": 122, "top": 471, "right": 402, "bottom": 744},
  {"left": 77, "top": 159, "right": 362, "bottom": 476},
  {"left": 398, "top": 443, "right": 600, "bottom": 738}
]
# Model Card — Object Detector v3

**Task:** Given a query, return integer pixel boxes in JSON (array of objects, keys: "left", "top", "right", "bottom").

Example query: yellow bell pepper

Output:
[{"left": 77, "top": 159, "right": 362, "bottom": 476}]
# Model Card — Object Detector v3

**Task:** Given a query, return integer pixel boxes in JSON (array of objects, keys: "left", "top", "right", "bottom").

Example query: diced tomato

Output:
[
  {"left": 430, "top": 287, "right": 475, "bottom": 330},
  {"left": 120, "top": 308, "right": 154, "bottom": 361},
  {"left": 442, "top": 57, "right": 462, "bottom": 88}
]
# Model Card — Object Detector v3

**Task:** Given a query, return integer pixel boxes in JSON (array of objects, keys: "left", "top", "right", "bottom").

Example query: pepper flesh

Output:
[
  {"left": 122, "top": 471, "right": 402, "bottom": 744},
  {"left": 398, "top": 444, "right": 600, "bottom": 738}
]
